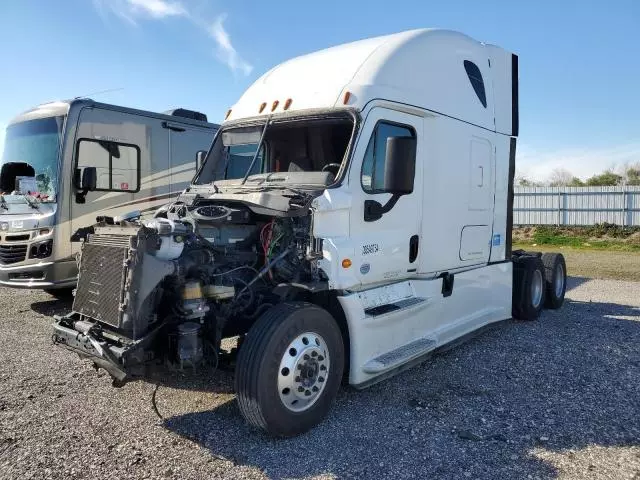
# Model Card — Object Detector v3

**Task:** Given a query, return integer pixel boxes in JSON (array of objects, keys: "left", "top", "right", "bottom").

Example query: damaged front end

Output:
[
  {"left": 53, "top": 221, "right": 182, "bottom": 383},
  {"left": 53, "top": 191, "right": 327, "bottom": 385}
]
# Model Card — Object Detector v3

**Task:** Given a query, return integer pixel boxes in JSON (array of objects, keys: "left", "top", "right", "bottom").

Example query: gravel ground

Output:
[{"left": 1, "top": 276, "right": 639, "bottom": 480}]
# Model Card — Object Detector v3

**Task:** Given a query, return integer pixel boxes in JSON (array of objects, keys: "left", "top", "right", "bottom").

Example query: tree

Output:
[
  {"left": 586, "top": 170, "right": 623, "bottom": 186},
  {"left": 516, "top": 175, "right": 539, "bottom": 186},
  {"left": 623, "top": 163, "right": 640, "bottom": 186},
  {"left": 548, "top": 168, "right": 579, "bottom": 186},
  {"left": 568, "top": 176, "right": 585, "bottom": 186}
]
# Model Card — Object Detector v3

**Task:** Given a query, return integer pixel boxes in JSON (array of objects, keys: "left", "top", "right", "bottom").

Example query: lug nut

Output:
[
  {"left": 311, "top": 351, "right": 317, "bottom": 357},
  {"left": 318, "top": 376, "right": 325, "bottom": 382},
  {"left": 320, "top": 365, "right": 326, "bottom": 371},
  {"left": 304, "top": 354, "right": 310, "bottom": 360},
  {"left": 312, "top": 386, "right": 319, "bottom": 392},
  {"left": 295, "top": 376, "right": 301, "bottom": 382},
  {"left": 318, "top": 356, "right": 324, "bottom": 361},
  {"left": 298, "top": 386, "right": 304, "bottom": 392},
  {"left": 305, "top": 390, "right": 311, "bottom": 396}
]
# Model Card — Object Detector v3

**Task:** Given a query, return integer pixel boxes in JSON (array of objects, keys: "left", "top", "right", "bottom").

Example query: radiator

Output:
[{"left": 72, "top": 234, "right": 133, "bottom": 328}]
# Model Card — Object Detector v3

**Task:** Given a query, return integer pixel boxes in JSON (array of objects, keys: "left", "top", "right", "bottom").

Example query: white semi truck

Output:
[
  {"left": 0, "top": 100, "right": 218, "bottom": 294},
  {"left": 52, "top": 29, "right": 567, "bottom": 437}
]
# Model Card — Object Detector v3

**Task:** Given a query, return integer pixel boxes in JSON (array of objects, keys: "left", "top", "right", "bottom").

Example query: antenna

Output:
[{"left": 74, "top": 87, "right": 124, "bottom": 100}]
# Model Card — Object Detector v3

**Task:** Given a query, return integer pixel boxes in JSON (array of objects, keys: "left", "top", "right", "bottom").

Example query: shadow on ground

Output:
[
  {"left": 29, "top": 296, "right": 73, "bottom": 317},
  {"left": 160, "top": 277, "right": 640, "bottom": 479}
]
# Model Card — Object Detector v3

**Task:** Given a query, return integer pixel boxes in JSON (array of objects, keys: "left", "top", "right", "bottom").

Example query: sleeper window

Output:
[
  {"left": 76, "top": 139, "right": 140, "bottom": 192},
  {"left": 361, "top": 122, "right": 415, "bottom": 193},
  {"left": 464, "top": 60, "right": 487, "bottom": 108}
]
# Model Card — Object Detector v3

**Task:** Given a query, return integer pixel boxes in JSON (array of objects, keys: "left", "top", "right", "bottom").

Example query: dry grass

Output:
[{"left": 513, "top": 243, "right": 640, "bottom": 282}]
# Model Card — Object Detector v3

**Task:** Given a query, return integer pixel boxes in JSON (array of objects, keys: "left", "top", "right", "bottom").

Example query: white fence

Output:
[{"left": 514, "top": 186, "right": 640, "bottom": 226}]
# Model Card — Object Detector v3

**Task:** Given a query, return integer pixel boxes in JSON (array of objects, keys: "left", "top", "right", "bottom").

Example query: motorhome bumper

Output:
[
  {"left": 51, "top": 319, "right": 128, "bottom": 382},
  {"left": 0, "top": 259, "right": 77, "bottom": 289}
]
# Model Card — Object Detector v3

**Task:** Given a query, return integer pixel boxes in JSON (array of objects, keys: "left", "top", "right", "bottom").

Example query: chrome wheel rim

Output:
[
  {"left": 555, "top": 263, "right": 565, "bottom": 297},
  {"left": 532, "top": 269, "right": 543, "bottom": 308},
  {"left": 278, "top": 332, "right": 330, "bottom": 413}
]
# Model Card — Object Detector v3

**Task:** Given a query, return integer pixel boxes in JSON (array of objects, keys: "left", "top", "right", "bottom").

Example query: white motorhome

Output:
[
  {"left": 0, "top": 100, "right": 218, "bottom": 294},
  {"left": 52, "top": 29, "right": 566, "bottom": 437}
]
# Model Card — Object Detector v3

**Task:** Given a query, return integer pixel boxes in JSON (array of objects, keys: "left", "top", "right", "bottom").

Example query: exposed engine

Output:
[{"left": 52, "top": 194, "right": 326, "bottom": 383}]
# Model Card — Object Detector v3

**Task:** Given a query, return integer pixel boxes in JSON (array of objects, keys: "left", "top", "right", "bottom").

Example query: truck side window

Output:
[
  {"left": 361, "top": 121, "right": 415, "bottom": 193},
  {"left": 75, "top": 139, "right": 140, "bottom": 192}
]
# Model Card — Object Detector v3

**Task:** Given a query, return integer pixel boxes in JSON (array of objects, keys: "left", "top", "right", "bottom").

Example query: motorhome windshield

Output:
[
  {"left": 0, "top": 116, "right": 64, "bottom": 201},
  {"left": 195, "top": 115, "right": 354, "bottom": 187}
]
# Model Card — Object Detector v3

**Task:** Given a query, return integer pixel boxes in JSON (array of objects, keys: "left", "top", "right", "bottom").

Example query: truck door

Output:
[
  {"left": 348, "top": 107, "right": 423, "bottom": 286},
  {"left": 459, "top": 136, "right": 495, "bottom": 264},
  {"left": 166, "top": 123, "right": 215, "bottom": 194}
]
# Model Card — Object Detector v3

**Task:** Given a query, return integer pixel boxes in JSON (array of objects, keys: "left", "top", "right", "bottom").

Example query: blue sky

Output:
[{"left": 1, "top": 0, "right": 638, "bottom": 181}]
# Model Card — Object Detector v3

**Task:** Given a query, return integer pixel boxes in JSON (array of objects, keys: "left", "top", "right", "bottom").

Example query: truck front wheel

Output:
[{"left": 235, "top": 302, "right": 345, "bottom": 437}]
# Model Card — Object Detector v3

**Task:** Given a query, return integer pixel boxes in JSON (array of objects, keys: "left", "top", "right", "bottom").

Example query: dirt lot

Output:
[{"left": 1, "top": 261, "right": 639, "bottom": 479}]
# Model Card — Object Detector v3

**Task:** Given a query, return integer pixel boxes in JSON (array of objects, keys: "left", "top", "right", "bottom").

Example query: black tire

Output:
[
  {"left": 541, "top": 253, "right": 567, "bottom": 309},
  {"left": 44, "top": 288, "right": 74, "bottom": 299},
  {"left": 235, "top": 301, "right": 344, "bottom": 437},
  {"left": 512, "top": 255, "right": 546, "bottom": 321}
]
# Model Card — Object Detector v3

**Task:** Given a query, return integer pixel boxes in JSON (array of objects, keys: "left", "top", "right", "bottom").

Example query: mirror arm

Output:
[{"left": 364, "top": 194, "right": 402, "bottom": 222}]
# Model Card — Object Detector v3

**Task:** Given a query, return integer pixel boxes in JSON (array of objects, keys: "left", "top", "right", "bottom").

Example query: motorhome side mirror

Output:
[
  {"left": 383, "top": 136, "right": 416, "bottom": 195},
  {"left": 81, "top": 167, "right": 97, "bottom": 191},
  {"left": 196, "top": 150, "right": 207, "bottom": 170}
]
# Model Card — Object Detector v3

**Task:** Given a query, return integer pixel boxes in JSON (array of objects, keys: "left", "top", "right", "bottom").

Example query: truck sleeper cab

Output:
[
  {"left": 0, "top": 100, "right": 218, "bottom": 293},
  {"left": 52, "top": 29, "right": 566, "bottom": 437}
]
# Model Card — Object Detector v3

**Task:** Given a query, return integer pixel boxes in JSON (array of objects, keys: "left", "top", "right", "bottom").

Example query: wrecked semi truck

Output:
[
  {"left": 0, "top": 99, "right": 218, "bottom": 294},
  {"left": 52, "top": 29, "right": 567, "bottom": 437}
]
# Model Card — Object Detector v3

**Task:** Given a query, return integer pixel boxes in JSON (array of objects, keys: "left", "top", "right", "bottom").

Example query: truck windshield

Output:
[
  {"left": 194, "top": 115, "right": 354, "bottom": 186},
  {"left": 0, "top": 116, "right": 64, "bottom": 201}
]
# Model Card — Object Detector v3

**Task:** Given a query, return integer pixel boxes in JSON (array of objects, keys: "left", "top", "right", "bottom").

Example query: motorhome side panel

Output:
[{"left": 168, "top": 125, "right": 215, "bottom": 192}]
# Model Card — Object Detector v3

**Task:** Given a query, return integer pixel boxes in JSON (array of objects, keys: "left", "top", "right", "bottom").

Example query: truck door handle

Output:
[
  {"left": 478, "top": 166, "right": 484, "bottom": 187},
  {"left": 409, "top": 235, "right": 419, "bottom": 263}
]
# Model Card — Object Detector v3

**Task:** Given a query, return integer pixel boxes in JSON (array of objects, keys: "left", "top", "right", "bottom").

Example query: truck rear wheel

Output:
[
  {"left": 541, "top": 253, "right": 567, "bottom": 309},
  {"left": 235, "top": 302, "right": 344, "bottom": 437},
  {"left": 512, "top": 255, "right": 546, "bottom": 321}
]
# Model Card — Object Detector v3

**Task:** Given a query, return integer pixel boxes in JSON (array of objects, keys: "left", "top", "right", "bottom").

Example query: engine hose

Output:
[{"left": 236, "top": 247, "right": 293, "bottom": 297}]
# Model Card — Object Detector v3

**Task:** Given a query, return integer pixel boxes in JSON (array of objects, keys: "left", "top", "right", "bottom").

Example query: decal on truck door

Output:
[{"left": 361, "top": 243, "right": 380, "bottom": 256}]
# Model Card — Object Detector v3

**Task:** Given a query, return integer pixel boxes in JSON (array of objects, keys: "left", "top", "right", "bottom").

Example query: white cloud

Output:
[
  {"left": 92, "top": 1, "right": 252, "bottom": 75},
  {"left": 93, "top": 0, "right": 186, "bottom": 24},
  {"left": 126, "top": 0, "right": 186, "bottom": 18},
  {"left": 516, "top": 142, "right": 640, "bottom": 182},
  {"left": 209, "top": 15, "right": 253, "bottom": 76}
]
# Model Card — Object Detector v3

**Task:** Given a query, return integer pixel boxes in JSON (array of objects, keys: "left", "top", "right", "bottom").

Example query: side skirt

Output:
[{"left": 349, "top": 317, "right": 511, "bottom": 390}]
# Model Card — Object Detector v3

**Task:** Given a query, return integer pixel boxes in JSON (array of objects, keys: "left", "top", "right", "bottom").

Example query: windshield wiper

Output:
[
  {"left": 22, "top": 194, "right": 40, "bottom": 210},
  {"left": 241, "top": 116, "right": 271, "bottom": 185}
]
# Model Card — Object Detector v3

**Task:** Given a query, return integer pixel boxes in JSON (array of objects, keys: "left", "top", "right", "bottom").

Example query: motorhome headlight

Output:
[{"left": 29, "top": 239, "right": 53, "bottom": 259}]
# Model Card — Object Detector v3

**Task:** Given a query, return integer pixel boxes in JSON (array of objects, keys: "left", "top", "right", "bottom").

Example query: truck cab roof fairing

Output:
[{"left": 227, "top": 29, "right": 517, "bottom": 136}]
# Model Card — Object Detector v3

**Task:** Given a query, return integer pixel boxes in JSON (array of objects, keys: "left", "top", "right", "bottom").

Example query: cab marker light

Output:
[{"left": 342, "top": 259, "right": 352, "bottom": 268}]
